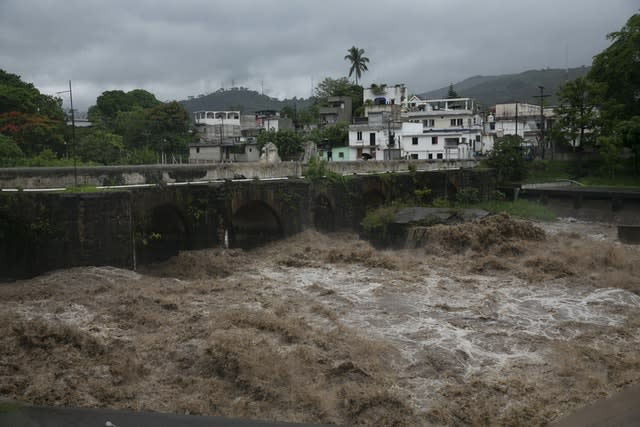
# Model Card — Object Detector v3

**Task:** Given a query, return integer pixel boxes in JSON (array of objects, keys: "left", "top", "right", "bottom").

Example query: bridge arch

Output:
[
  {"left": 230, "top": 200, "right": 284, "bottom": 249},
  {"left": 313, "top": 194, "right": 335, "bottom": 232},
  {"left": 136, "top": 203, "right": 190, "bottom": 264}
]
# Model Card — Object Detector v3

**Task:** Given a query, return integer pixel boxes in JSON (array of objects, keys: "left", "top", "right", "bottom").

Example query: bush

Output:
[{"left": 455, "top": 188, "right": 480, "bottom": 204}]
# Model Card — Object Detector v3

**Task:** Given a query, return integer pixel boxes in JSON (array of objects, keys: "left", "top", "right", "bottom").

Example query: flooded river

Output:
[{"left": 1, "top": 216, "right": 639, "bottom": 425}]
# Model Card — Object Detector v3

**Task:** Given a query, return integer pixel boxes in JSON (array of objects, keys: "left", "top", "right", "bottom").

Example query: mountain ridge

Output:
[{"left": 418, "top": 66, "right": 591, "bottom": 108}]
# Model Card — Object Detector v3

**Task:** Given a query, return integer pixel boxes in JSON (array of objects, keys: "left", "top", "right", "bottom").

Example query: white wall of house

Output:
[
  {"left": 194, "top": 111, "right": 241, "bottom": 126},
  {"left": 363, "top": 84, "right": 408, "bottom": 110},
  {"left": 348, "top": 127, "right": 388, "bottom": 160}
]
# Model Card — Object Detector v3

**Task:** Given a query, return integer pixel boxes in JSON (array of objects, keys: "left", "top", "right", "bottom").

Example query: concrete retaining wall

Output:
[{"left": 0, "top": 160, "right": 478, "bottom": 189}]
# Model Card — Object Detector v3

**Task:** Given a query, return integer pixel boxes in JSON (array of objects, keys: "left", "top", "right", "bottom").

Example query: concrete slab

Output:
[
  {"left": 551, "top": 383, "right": 640, "bottom": 427},
  {"left": 0, "top": 404, "right": 333, "bottom": 427}
]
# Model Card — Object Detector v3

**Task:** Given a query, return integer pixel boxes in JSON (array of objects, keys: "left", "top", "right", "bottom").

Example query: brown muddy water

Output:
[{"left": 1, "top": 215, "right": 640, "bottom": 426}]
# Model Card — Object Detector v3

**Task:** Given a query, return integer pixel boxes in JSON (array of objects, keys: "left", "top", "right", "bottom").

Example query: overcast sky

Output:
[{"left": 1, "top": 0, "right": 637, "bottom": 111}]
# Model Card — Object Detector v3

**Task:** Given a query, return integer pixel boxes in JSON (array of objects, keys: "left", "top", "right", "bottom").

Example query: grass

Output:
[
  {"left": 469, "top": 199, "right": 556, "bottom": 222},
  {"left": 524, "top": 160, "right": 575, "bottom": 184},
  {"left": 0, "top": 401, "right": 23, "bottom": 414},
  {"left": 524, "top": 159, "right": 640, "bottom": 188},
  {"left": 63, "top": 185, "right": 102, "bottom": 193}
]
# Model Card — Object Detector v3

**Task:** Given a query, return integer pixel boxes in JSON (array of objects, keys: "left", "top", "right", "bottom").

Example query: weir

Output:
[{"left": 0, "top": 168, "right": 494, "bottom": 280}]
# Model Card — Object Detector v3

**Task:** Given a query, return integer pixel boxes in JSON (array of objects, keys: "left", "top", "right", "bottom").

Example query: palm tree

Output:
[{"left": 344, "top": 46, "right": 369, "bottom": 85}]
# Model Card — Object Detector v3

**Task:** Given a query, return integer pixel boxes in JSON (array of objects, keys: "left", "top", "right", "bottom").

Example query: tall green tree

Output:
[
  {"left": 0, "top": 69, "right": 65, "bottom": 121},
  {"left": 553, "top": 76, "right": 605, "bottom": 149},
  {"left": 486, "top": 135, "right": 527, "bottom": 184},
  {"left": 89, "top": 89, "right": 161, "bottom": 127},
  {"left": 447, "top": 83, "right": 459, "bottom": 99},
  {"left": 588, "top": 13, "right": 640, "bottom": 120},
  {"left": 76, "top": 129, "right": 124, "bottom": 164},
  {"left": 344, "top": 46, "right": 369, "bottom": 85}
]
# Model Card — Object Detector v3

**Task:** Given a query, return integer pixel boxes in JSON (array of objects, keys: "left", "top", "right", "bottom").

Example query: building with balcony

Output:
[
  {"left": 319, "top": 96, "right": 352, "bottom": 127},
  {"left": 403, "top": 96, "right": 483, "bottom": 157},
  {"left": 363, "top": 83, "right": 409, "bottom": 111},
  {"left": 486, "top": 103, "right": 556, "bottom": 145},
  {"left": 348, "top": 109, "right": 402, "bottom": 161}
]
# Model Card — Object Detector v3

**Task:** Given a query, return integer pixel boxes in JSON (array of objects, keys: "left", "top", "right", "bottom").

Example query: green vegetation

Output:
[
  {"left": 63, "top": 185, "right": 102, "bottom": 193},
  {"left": 420, "top": 67, "right": 591, "bottom": 105},
  {"left": 257, "top": 128, "right": 303, "bottom": 160},
  {"left": 304, "top": 156, "right": 347, "bottom": 184},
  {"left": 0, "top": 401, "right": 22, "bottom": 414},
  {"left": 468, "top": 199, "right": 556, "bottom": 222},
  {"left": 0, "top": 70, "right": 195, "bottom": 167},
  {"left": 314, "top": 77, "right": 364, "bottom": 117},
  {"left": 344, "top": 46, "right": 369, "bottom": 85},
  {"left": 485, "top": 135, "right": 527, "bottom": 184}
]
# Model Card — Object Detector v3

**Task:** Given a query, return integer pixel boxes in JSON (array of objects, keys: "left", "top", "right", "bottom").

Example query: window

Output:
[
  {"left": 412, "top": 137, "right": 418, "bottom": 145},
  {"left": 410, "top": 153, "right": 418, "bottom": 159},
  {"left": 431, "top": 136, "right": 438, "bottom": 145},
  {"left": 338, "top": 152, "right": 344, "bottom": 159},
  {"left": 428, "top": 153, "right": 433, "bottom": 159},
  {"left": 437, "top": 153, "right": 443, "bottom": 159},
  {"left": 369, "top": 133, "right": 376, "bottom": 146},
  {"left": 423, "top": 119, "right": 434, "bottom": 128},
  {"left": 490, "top": 122, "right": 496, "bottom": 130},
  {"left": 357, "top": 131, "right": 362, "bottom": 141},
  {"left": 196, "top": 147, "right": 200, "bottom": 153},
  {"left": 450, "top": 118, "right": 463, "bottom": 127}
]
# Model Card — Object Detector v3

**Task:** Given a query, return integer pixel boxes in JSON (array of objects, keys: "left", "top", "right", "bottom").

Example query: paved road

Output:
[
  {"left": 552, "top": 383, "right": 640, "bottom": 427},
  {"left": 0, "top": 404, "right": 333, "bottom": 427}
]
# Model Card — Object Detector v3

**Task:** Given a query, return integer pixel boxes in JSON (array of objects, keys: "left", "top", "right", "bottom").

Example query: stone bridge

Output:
[{"left": 0, "top": 168, "right": 494, "bottom": 280}]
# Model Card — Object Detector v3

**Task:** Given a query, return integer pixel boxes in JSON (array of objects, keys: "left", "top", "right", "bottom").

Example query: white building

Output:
[
  {"left": 403, "top": 96, "right": 483, "bottom": 157},
  {"left": 348, "top": 110, "right": 401, "bottom": 161},
  {"left": 485, "top": 103, "right": 557, "bottom": 151},
  {"left": 363, "top": 84, "right": 409, "bottom": 111},
  {"left": 399, "top": 122, "right": 471, "bottom": 160}
]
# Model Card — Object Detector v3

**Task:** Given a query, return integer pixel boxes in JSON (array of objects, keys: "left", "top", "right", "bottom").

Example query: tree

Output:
[
  {"left": 0, "top": 134, "right": 24, "bottom": 167},
  {"left": 0, "top": 69, "right": 65, "bottom": 121},
  {"left": 89, "top": 89, "right": 161, "bottom": 127},
  {"left": 486, "top": 135, "right": 527, "bottom": 183},
  {"left": 554, "top": 77, "right": 605, "bottom": 149},
  {"left": 315, "top": 77, "right": 363, "bottom": 117},
  {"left": 344, "top": 46, "right": 369, "bottom": 85},
  {"left": 310, "top": 121, "right": 349, "bottom": 148},
  {"left": 0, "top": 111, "right": 65, "bottom": 156},
  {"left": 447, "top": 83, "right": 459, "bottom": 99},
  {"left": 76, "top": 129, "right": 124, "bottom": 164},
  {"left": 257, "top": 129, "right": 303, "bottom": 160},
  {"left": 589, "top": 13, "right": 640, "bottom": 120}
]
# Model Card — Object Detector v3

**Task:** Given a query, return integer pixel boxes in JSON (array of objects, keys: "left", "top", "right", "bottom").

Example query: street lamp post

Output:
[{"left": 57, "top": 80, "right": 77, "bottom": 186}]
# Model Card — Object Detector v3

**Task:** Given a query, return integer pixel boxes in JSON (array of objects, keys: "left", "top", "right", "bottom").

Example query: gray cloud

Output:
[{"left": 1, "top": 0, "right": 637, "bottom": 111}]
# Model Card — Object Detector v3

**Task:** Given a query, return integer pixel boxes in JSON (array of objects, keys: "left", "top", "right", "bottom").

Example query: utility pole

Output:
[
  {"left": 515, "top": 102, "right": 518, "bottom": 138},
  {"left": 533, "top": 86, "right": 550, "bottom": 159},
  {"left": 57, "top": 80, "right": 77, "bottom": 186}
]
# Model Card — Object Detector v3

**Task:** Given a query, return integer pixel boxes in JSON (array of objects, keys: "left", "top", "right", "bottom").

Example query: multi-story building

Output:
[
  {"left": 486, "top": 103, "right": 555, "bottom": 143},
  {"left": 319, "top": 96, "right": 352, "bottom": 127},
  {"left": 402, "top": 96, "right": 482, "bottom": 158},
  {"left": 348, "top": 108, "right": 402, "bottom": 161},
  {"left": 363, "top": 83, "right": 409, "bottom": 110}
]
